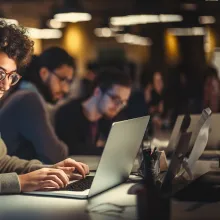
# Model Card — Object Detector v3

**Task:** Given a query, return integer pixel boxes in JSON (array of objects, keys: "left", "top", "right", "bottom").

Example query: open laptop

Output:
[
  {"left": 25, "top": 116, "right": 150, "bottom": 199},
  {"left": 165, "top": 108, "right": 212, "bottom": 155},
  {"left": 160, "top": 108, "right": 212, "bottom": 194}
]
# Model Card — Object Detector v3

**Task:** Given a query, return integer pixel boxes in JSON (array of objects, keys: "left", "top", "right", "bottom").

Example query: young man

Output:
[
  {"left": 55, "top": 68, "right": 132, "bottom": 155},
  {"left": 0, "top": 20, "right": 89, "bottom": 194},
  {"left": 0, "top": 47, "right": 76, "bottom": 163}
]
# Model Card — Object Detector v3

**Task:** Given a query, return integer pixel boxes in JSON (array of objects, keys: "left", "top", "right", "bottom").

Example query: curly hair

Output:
[{"left": 0, "top": 20, "right": 34, "bottom": 70}]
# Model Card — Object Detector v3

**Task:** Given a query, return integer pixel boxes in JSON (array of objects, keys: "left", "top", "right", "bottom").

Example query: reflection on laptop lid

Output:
[
  {"left": 161, "top": 108, "right": 212, "bottom": 193},
  {"left": 25, "top": 116, "right": 150, "bottom": 199}
]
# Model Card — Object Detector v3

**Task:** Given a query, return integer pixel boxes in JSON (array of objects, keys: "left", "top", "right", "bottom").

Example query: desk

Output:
[
  {"left": 1, "top": 181, "right": 220, "bottom": 220},
  {"left": 0, "top": 159, "right": 219, "bottom": 220}
]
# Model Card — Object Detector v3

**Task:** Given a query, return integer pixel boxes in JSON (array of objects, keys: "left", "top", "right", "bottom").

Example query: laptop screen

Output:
[{"left": 161, "top": 108, "right": 212, "bottom": 193}]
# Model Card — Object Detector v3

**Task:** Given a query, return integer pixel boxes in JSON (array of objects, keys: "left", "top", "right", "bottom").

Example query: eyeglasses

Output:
[
  {"left": 50, "top": 71, "right": 73, "bottom": 85},
  {"left": 106, "top": 92, "right": 128, "bottom": 109},
  {"left": 0, "top": 68, "right": 22, "bottom": 86}
]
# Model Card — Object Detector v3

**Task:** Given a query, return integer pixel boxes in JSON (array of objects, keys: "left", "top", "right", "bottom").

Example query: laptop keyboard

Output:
[{"left": 63, "top": 176, "right": 94, "bottom": 191}]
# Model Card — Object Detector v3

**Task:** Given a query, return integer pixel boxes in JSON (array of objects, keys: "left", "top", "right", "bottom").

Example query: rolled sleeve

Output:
[{"left": 0, "top": 173, "right": 21, "bottom": 193}]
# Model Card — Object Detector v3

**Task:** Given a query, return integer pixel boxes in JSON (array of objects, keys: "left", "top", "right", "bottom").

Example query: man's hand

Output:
[
  {"left": 53, "top": 158, "right": 89, "bottom": 179},
  {"left": 18, "top": 168, "right": 69, "bottom": 192}
]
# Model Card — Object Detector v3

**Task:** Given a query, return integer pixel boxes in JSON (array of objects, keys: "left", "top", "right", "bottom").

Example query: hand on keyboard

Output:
[{"left": 53, "top": 158, "right": 90, "bottom": 179}]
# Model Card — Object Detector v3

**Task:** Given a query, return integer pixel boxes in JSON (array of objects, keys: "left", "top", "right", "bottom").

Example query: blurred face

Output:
[
  {"left": 44, "top": 64, "right": 74, "bottom": 102},
  {"left": 98, "top": 84, "right": 131, "bottom": 119},
  {"left": 153, "top": 72, "right": 163, "bottom": 94},
  {"left": 204, "top": 76, "right": 220, "bottom": 95},
  {"left": 0, "top": 52, "right": 17, "bottom": 99}
]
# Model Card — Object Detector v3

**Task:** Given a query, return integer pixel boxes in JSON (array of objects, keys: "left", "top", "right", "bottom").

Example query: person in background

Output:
[
  {"left": 70, "top": 61, "right": 99, "bottom": 100},
  {"left": 123, "top": 70, "right": 151, "bottom": 119},
  {"left": 0, "top": 20, "right": 89, "bottom": 194},
  {"left": 55, "top": 68, "right": 132, "bottom": 155},
  {"left": 148, "top": 71, "right": 165, "bottom": 130},
  {"left": 0, "top": 48, "right": 76, "bottom": 164},
  {"left": 203, "top": 67, "right": 220, "bottom": 113},
  {"left": 81, "top": 61, "right": 99, "bottom": 99}
]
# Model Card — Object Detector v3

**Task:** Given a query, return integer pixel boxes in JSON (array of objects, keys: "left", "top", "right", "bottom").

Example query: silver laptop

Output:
[
  {"left": 166, "top": 108, "right": 212, "bottom": 154},
  {"left": 161, "top": 108, "right": 212, "bottom": 193},
  {"left": 25, "top": 116, "right": 150, "bottom": 199}
]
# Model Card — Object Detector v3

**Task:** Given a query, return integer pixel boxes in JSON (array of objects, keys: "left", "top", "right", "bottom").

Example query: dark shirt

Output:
[{"left": 55, "top": 99, "right": 106, "bottom": 155}]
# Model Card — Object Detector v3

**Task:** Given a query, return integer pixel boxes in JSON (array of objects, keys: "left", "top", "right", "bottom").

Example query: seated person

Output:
[
  {"left": 55, "top": 68, "right": 132, "bottom": 155},
  {"left": 0, "top": 47, "right": 76, "bottom": 164},
  {"left": 0, "top": 20, "right": 89, "bottom": 194}
]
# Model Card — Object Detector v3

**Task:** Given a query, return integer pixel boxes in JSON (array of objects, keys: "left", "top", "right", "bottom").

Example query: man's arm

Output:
[
  {"left": 12, "top": 91, "right": 68, "bottom": 163},
  {"left": 0, "top": 138, "right": 45, "bottom": 174},
  {"left": 0, "top": 138, "right": 44, "bottom": 194}
]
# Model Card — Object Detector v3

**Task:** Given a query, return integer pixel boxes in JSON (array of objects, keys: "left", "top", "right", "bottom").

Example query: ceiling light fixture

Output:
[
  {"left": 0, "top": 18, "right": 18, "bottom": 25},
  {"left": 53, "top": 0, "right": 91, "bottom": 23},
  {"left": 168, "top": 27, "right": 206, "bottom": 36},
  {"left": 26, "top": 28, "right": 62, "bottom": 39},
  {"left": 116, "top": 34, "right": 152, "bottom": 46},
  {"left": 199, "top": 16, "right": 215, "bottom": 24},
  {"left": 47, "top": 19, "right": 66, "bottom": 29},
  {"left": 110, "top": 14, "right": 183, "bottom": 26}
]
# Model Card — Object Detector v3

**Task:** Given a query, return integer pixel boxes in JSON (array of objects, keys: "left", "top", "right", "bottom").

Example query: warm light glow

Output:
[
  {"left": 205, "top": 27, "right": 216, "bottom": 62},
  {"left": 168, "top": 27, "right": 206, "bottom": 36},
  {"left": 165, "top": 30, "right": 180, "bottom": 64},
  {"left": 116, "top": 34, "right": 152, "bottom": 46},
  {"left": 54, "top": 12, "right": 91, "bottom": 23},
  {"left": 47, "top": 19, "right": 66, "bottom": 29},
  {"left": 0, "top": 18, "right": 18, "bottom": 25},
  {"left": 27, "top": 28, "right": 62, "bottom": 39},
  {"left": 32, "top": 38, "right": 42, "bottom": 55},
  {"left": 199, "top": 16, "right": 215, "bottom": 24},
  {"left": 110, "top": 14, "right": 183, "bottom": 26}
]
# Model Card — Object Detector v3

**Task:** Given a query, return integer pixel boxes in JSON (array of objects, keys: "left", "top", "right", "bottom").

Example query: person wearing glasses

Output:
[
  {"left": 55, "top": 68, "right": 132, "bottom": 155},
  {"left": 0, "top": 47, "right": 76, "bottom": 163},
  {"left": 0, "top": 20, "right": 89, "bottom": 194}
]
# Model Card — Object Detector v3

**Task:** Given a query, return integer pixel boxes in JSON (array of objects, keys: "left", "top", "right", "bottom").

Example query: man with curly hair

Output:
[{"left": 0, "top": 20, "right": 89, "bottom": 194}]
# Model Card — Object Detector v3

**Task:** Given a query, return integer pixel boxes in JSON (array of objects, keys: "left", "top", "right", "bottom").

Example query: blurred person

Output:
[
  {"left": 203, "top": 70, "right": 220, "bottom": 112},
  {"left": 148, "top": 71, "right": 165, "bottom": 129},
  {"left": 55, "top": 68, "right": 132, "bottom": 155},
  {"left": 80, "top": 61, "right": 99, "bottom": 99},
  {"left": 0, "top": 47, "right": 76, "bottom": 163},
  {"left": 123, "top": 70, "right": 151, "bottom": 119},
  {"left": 0, "top": 20, "right": 89, "bottom": 194}
]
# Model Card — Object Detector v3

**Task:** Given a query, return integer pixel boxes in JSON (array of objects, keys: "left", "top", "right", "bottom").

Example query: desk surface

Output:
[
  {"left": 1, "top": 181, "right": 220, "bottom": 220},
  {"left": 0, "top": 159, "right": 219, "bottom": 220}
]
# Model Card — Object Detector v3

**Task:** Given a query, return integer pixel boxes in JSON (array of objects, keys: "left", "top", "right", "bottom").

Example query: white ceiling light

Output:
[
  {"left": 111, "top": 15, "right": 159, "bottom": 26},
  {"left": 116, "top": 34, "right": 152, "bottom": 46},
  {"left": 0, "top": 18, "right": 18, "bottom": 25},
  {"left": 47, "top": 19, "right": 66, "bottom": 29},
  {"left": 110, "top": 14, "right": 183, "bottom": 26},
  {"left": 159, "top": 14, "right": 183, "bottom": 22},
  {"left": 199, "top": 16, "right": 215, "bottom": 24},
  {"left": 168, "top": 27, "right": 206, "bottom": 36},
  {"left": 94, "top": 28, "right": 115, "bottom": 37},
  {"left": 26, "top": 28, "right": 62, "bottom": 39},
  {"left": 54, "top": 12, "right": 91, "bottom": 23}
]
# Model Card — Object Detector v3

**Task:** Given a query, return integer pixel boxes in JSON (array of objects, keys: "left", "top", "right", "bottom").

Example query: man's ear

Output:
[
  {"left": 93, "top": 87, "right": 102, "bottom": 97},
  {"left": 39, "top": 67, "right": 50, "bottom": 83}
]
